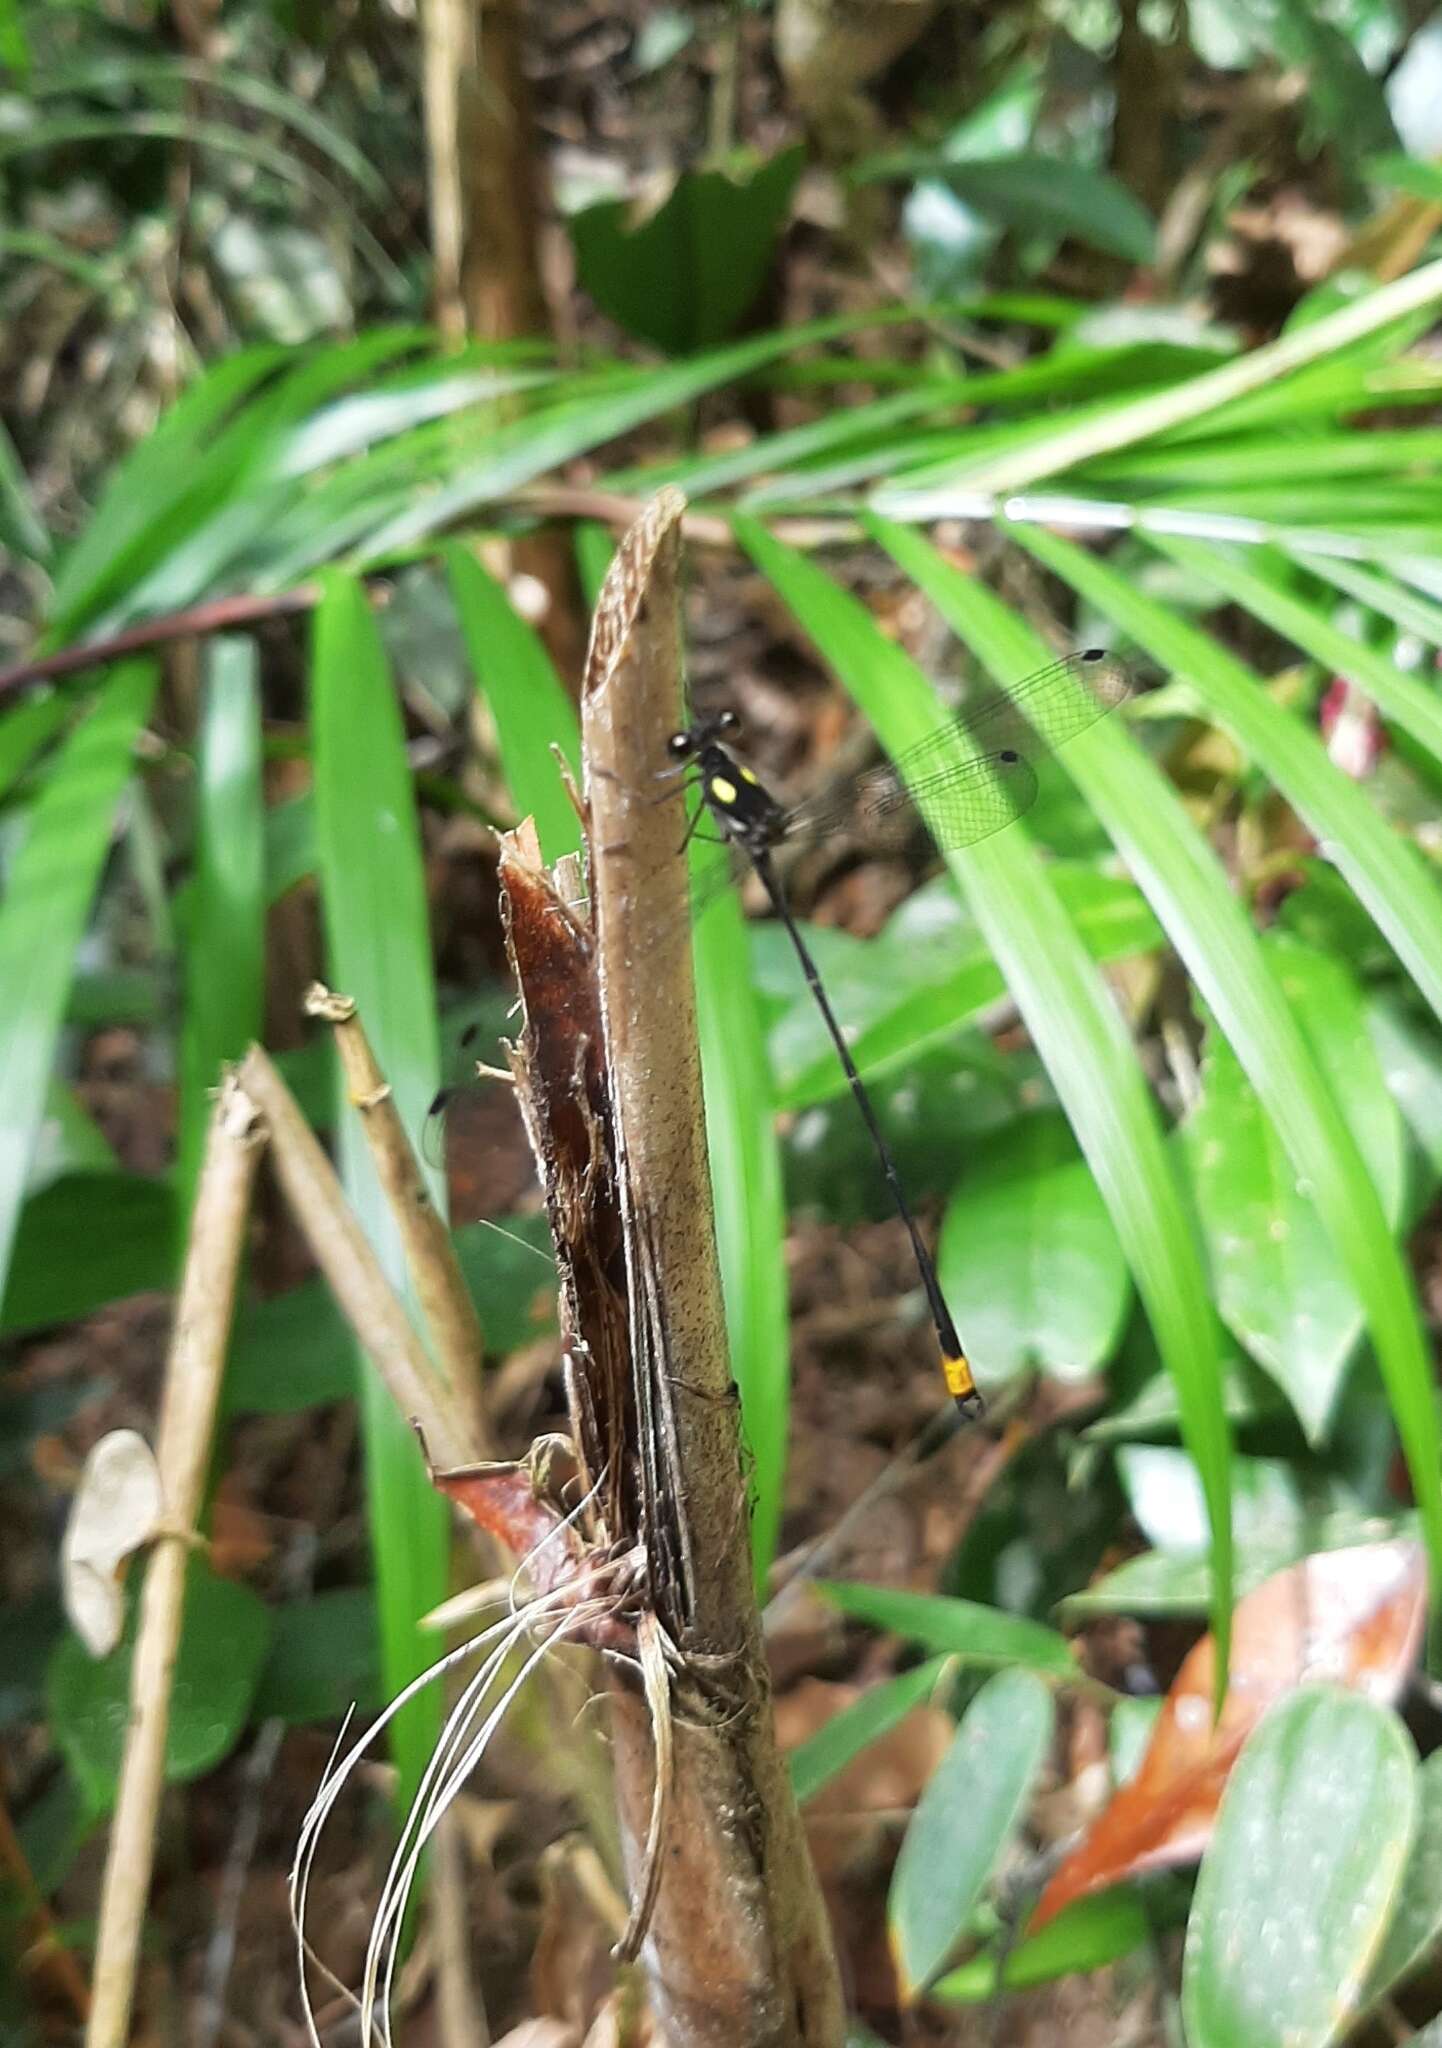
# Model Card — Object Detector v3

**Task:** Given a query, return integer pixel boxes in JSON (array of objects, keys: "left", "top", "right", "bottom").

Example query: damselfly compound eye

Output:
[
  {"left": 717, "top": 709, "right": 741, "bottom": 735},
  {"left": 667, "top": 731, "right": 694, "bottom": 759}
]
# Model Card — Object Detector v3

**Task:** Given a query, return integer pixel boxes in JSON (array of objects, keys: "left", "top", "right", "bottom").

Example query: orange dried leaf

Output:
[{"left": 1031, "top": 1539, "right": 1426, "bottom": 1931}]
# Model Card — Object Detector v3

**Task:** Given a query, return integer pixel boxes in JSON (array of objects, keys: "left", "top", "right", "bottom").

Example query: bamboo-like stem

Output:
[
  {"left": 581, "top": 491, "right": 844, "bottom": 2046},
  {"left": 85, "top": 1075, "right": 265, "bottom": 2048},
  {"left": 237, "top": 1045, "right": 479, "bottom": 1472},
  {"left": 303, "top": 982, "right": 487, "bottom": 1448}
]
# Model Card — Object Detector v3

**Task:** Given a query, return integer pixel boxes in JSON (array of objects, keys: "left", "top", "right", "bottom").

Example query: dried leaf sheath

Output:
[{"left": 484, "top": 492, "right": 842, "bottom": 2047}]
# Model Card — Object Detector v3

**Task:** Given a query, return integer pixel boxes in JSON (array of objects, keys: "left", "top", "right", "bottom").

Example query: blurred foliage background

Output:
[{"left": 8, "top": 0, "right": 1442, "bottom": 2040}]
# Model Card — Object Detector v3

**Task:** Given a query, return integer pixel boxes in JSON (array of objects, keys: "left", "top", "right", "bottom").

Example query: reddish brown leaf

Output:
[
  {"left": 1031, "top": 1539, "right": 1426, "bottom": 1931},
  {"left": 432, "top": 1462, "right": 584, "bottom": 1600}
]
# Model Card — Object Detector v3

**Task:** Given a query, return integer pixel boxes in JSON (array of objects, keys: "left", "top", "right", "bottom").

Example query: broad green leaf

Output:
[
  {"left": 935, "top": 1888, "right": 1153, "bottom": 2000},
  {"left": 0, "top": 1174, "right": 175, "bottom": 1335},
  {"left": 856, "top": 151, "right": 1156, "bottom": 263},
  {"left": 1013, "top": 522, "right": 1442, "bottom": 1601},
  {"left": 177, "top": 638, "right": 264, "bottom": 1212},
  {"left": 251, "top": 1589, "right": 381, "bottom": 1726},
  {"left": 224, "top": 1213, "right": 556, "bottom": 1415},
  {"left": 767, "top": 867, "right": 1162, "bottom": 1111},
  {"left": 811, "top": 513, "right": 1231, "bottom": 1663},
  {"left": 571, "top": 148, "right": 804, "bottom": 354},
  {"left": 1183, "top": 1688, "right": 1416, "bottom": 2048},
  {"left": 938, "top": 1111, "right": 1131, "bottom": 1389},
  {"left": 1271, "top": 0, "right": 1398, "bottom": 156},
  {"left": 1115, "top": 1444, "right": 1369, "bottom": 1563},
  {"left": 819, "top": 1581, "right": 1077, "bottom": 1681},
  {"left": 889, "top": 1668, "right": 1055, "bottom": 1996},
  {"left": 1181, "top": 937, "right": 1406, "bottom": 1439},
  {"left": 443, "top": 543, "right": 582, "bottom": 862},
  {"left": 1365, "top": 1749, "right": 1442, "bottom": 2007},
  {"left": 1064, "top": 1501, "right": 1409, "bottom": 1619},
  {"left": 311, "top": 572, "right": 448, "bottom": 1810},
  {"left": 0, "top": 663, "right": 155, "bottom": 1307},
  {"left": 789, "top": 1657, "right": 953, "bottom": 1807},
  {"left": 48, "top": 1559, "right": 272, "bottom": 1816}
]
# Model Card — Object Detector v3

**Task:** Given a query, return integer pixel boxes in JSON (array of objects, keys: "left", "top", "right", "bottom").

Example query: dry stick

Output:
[
  {"left": 303, "top": 982, "right": 487, "bottom": 1449},
  {"left": 582, "top": 490, "right": 844, "bottom": 2047},
  {"left": 0, "top": 585, "right": 322, "bottom": 699},
  {"left": 85, "top": 1074, "right": 266, "bottom": 2048},
  {"left": 0, "top": 1794, "right": 92, "bottom": 2024},
  {"left": 237, "top": 1044, "right": 480, "bottom": 1473},
  {"left": 300, "top": 986, "right": 493, "bottom": 2048}
]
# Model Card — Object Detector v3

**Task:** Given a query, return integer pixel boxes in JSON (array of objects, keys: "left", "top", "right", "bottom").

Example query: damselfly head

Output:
[{"left": 669, "top": 708, "right": 741, "bottom": 760}]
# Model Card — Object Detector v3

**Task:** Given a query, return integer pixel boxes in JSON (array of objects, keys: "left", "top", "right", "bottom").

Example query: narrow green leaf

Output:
[
  {"left": 443, "top": 543, "right": 581, "bottom": 862},
  {"left": 819, "top": 1581, "right": 1077, "bottom": 1681},
  {"left": 935, "top": 1888, "right": 1154, "bottom": 2000},
  {"left": 0, "top": 414, "right": 48, "bottom": 562},
  {"left": 177, "top": 639, "right": 264, "bottom": 1212},
  {"left": 693, "top": 847, "right": 789, "bottom": 1588},
  {"left": 265, "top": 792, "right": 316, "bottom": 903},
  {"left": 0, "top": 664, "right": 155, "bottom": 1306},
  {"left": 0, "top": 692, "right": 67, "bottom": 800},
  {"left": 1015, "top": 522, "right": 1442, "bottom": 1588},
  {"left": 1297, "top": 552, "right": 1442, "bottom": 660},
  {"left": 1181, "top": 937, "right": 1405, "bottom": 1440},
  {"left": 738, "top": 512, "right": 1233, "bottom": 1667},
  {"left": 1156, "top": 538, "right": 1442, "bottom": 767},
  {"left": 28, "top": 1081, "right": 118, "bottom": 1192},
  {"left": 790, "top": 1657, "right": 953, "bottom": 1807},
  {"left": 1366, "top": 154, "right": 1442, "bottom": 204},
  {"left": 1183, "top": 1688, "right": 1416, "bottom": 2048},
  {"left": 47, "top": 348, "right": 289, "bottom": 637},
  {"left": 889, "top": 1668, "right": 1055, "bottom": 1997},
  {"left": 868, "top": 257, "right": 1442, "bottom": 503},
  {"left": 938, "top": 1112, "right": 1131, "bottom": 1389},
  {"left": 360, "top": 309, "right": 955, "bottom": 560},
  {"left": 311, "top": 572, "right": 448, "bottom": 1811}
]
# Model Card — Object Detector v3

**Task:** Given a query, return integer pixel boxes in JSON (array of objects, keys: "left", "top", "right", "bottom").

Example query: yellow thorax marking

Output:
[
  {"left": 710, "top": 775, "right": 738, "bottom": 806},
  {"left": 738, "top": 764, "right": 759, "bottom": 785}
]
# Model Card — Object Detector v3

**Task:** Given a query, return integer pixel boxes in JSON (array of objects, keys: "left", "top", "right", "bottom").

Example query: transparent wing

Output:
[
  {"left": 863, "top": 745, "right": 1040, "bottom": 850},
  {"left": 789, "top": 649, "right": 1131, "bottom": 852}
]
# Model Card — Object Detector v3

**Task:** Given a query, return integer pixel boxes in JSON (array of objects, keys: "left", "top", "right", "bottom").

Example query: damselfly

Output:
[{"left": 664, "top": 648, "right": 1132, "bottom": 1419}]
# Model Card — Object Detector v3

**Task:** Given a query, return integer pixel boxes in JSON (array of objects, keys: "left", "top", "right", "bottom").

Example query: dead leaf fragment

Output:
[
  {"left": 1031, "top": 1539, "right": 1426, "bottom": 1930},
  {"left": 61, "top": 1429, "right": 165, "bottom": 1654}
]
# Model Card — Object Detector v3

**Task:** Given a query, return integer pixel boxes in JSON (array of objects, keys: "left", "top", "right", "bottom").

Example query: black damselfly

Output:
[{"left": 664, "top": 647, "right": 1132, "bottom": 1420}]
